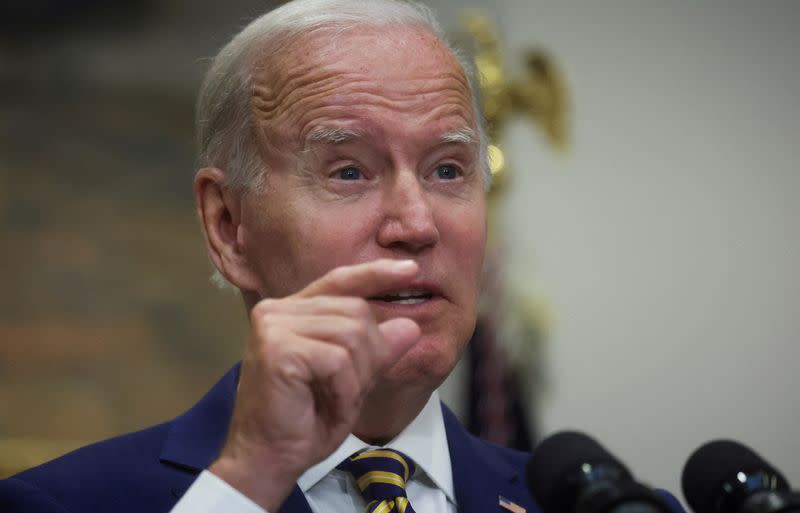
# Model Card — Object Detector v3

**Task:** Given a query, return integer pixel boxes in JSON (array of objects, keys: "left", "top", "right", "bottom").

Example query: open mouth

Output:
[{"left": 370, "top": 289, "right": 434, "bottom": 305}]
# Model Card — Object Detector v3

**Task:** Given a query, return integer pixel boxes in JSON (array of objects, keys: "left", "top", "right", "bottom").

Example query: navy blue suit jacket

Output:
[{"left": 0, "top": 366, "right": 544, "bottom": 513}]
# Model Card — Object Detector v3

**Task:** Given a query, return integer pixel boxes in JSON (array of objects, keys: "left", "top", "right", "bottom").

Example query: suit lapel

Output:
[
  {"left": 443, "top": 404, "right": 533, "bottom": 513},
  {"left": 158, "top": 364, "right": 313, "bottom": 513},
  {"left": 277, "top": 487, "right": 313, "bottom": 513},
  {"left": 159, "top": 365, "right": 239, "bottom": 472},
  {"left": 157, "top": 367, "right": 529, "bottom": 513}
]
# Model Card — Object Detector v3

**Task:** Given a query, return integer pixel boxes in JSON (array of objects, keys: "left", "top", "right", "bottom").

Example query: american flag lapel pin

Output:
[{"left": 498, "top": 495, "right": 526, "bottom": 513}]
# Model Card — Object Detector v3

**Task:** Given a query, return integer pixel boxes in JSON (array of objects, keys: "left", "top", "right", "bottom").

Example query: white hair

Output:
[
  {"left": 196, "top": 0, "right": 490, "bottom": 192},
  {"left": 196, "top": 0, "right": 490, "bottom": 290}
]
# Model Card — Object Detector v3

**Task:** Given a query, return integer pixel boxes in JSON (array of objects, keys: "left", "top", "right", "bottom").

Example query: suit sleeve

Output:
[{"left": 0, "top": 477, "right": 72, "bottom": 513}]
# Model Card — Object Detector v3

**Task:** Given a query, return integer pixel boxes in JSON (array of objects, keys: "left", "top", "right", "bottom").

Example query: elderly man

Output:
[
  {"left": 184, "top": 0, "right": 499, "bottom": 510},
  {"left": 0, "top": 2, "right": 682, "bottom": 513}
]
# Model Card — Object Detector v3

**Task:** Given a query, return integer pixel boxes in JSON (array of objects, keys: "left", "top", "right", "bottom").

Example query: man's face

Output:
[{"left": 237, "top": 25, "right": 487, "bottom": 390}]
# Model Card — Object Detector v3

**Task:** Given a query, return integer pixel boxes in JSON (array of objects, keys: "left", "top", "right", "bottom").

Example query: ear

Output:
[{"left": 194, "top": 168, "right": 261, "bottom": 291}]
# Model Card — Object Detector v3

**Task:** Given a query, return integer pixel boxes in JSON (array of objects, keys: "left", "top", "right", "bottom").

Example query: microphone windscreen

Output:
[
  {"left": 681, "top": 440, "right": 789, "bottom": 513},
  {"left": 527, "top": 431, "right": 631, "bottom": 512}
]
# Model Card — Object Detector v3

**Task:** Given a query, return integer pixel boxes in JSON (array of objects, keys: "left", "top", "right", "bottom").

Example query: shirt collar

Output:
[{"left": 296, "top": 390, "right": 455, "bottom": 504}]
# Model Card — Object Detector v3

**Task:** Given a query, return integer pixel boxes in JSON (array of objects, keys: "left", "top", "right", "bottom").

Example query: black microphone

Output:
[
  {"left": 526, "top": 431, "right": 673, "bottom": 513},
  {"left": 681, "top": 439, "right": 800, "bottom": 513}
]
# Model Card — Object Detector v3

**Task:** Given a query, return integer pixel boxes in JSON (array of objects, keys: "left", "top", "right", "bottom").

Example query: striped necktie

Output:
[{"left": 338, "top": 448, "right": 417, "bottom": 513}]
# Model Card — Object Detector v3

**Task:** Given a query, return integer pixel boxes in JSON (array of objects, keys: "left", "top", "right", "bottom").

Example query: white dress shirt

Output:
[{"left": 171, "top": 391, "right": 458, "bottom": 513}]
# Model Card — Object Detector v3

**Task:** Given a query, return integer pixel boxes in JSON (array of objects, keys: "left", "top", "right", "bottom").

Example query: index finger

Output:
[{"left": 295, "top": 259, "right": 419, "bottom": 299}]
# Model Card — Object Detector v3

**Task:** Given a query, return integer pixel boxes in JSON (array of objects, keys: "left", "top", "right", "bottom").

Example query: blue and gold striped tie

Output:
[{"left": 338, "top": 449, "right": 417, "bottom": 513}]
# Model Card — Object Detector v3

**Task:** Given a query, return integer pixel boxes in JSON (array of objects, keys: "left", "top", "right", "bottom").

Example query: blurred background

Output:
[{"left": 1, "top": 0, "right": 798, "bottom": 505}]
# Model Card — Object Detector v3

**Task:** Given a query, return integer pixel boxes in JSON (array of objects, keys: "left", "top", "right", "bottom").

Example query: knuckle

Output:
[
  {"left": 337, "top": 326, "right": 361, "bottom": 353},
  {"left": 337, "top": 296, "right": 358, "bottom": 310},
  {"left": 250, "top": 298, "right": 276, "bottom": 320},
  {"left": 349, "top": 297, "right": 371, "bottom": 317},
  {"left": 252, "top": 319, "right": 286, "bottom": 348},
  {"left": 327, "top": 346, "right": 351, "bottom": 374},
  {"left": 275, "top": 351, "right": 306, "bottom": 382},
  {"left": 328, "top": 267, "right": 349, "bottom": 288},
  {"left": 262, "top": 322, "right": 286, "bottom": 343}
]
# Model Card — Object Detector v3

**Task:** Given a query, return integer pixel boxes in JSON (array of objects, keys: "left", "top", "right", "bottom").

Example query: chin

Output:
[{"left": 384, "top": 333, "right": 465, "bottom": 390}]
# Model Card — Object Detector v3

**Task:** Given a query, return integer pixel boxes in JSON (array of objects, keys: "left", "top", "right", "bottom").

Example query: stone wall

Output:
[{"left": 0, "top": 0, "right": 280, "bottom": 476}]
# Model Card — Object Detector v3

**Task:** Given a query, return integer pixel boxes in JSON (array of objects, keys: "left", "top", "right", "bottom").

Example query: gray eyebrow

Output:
[
  {"left": 305, "top": 126, "right": 362, "bottom": 145},
  {"left": 440, "top": 128, "right": 477, "bottom": 145},
  {"left": 304, "top": 126, "right": 477, "bottom": 148}
]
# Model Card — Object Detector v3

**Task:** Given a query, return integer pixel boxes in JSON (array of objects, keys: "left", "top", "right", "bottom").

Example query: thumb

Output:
[{"left": 377, "top": 317, "right": 421, "bottom": 364}]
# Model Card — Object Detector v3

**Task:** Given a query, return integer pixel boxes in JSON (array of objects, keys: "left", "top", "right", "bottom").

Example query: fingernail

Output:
[{"left": 392, "top": 259, "right": 416, "bottom": 272}]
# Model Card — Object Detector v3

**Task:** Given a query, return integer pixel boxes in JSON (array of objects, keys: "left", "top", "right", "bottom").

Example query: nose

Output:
[{"left": 376, "top": 172, "right": 440, "bottom": 254}]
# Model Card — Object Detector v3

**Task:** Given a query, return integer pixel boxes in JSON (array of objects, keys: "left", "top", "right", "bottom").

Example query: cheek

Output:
[
  {"left": 444, "top": 205, "right": 486, "bottom": 280},
  {"left": 282, "top": 201, "right": 382, "bottom": 280}
]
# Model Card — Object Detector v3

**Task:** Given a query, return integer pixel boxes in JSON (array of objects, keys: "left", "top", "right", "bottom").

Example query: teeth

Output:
[
  {"left": 386, "top": 289, "right": 429, "bottom": 299},
  {"left": 374, "top": 289, "right": 433, "bottom": 304},
  {"left": 388, "top": 297, "right": 427, "bottom": 305}
]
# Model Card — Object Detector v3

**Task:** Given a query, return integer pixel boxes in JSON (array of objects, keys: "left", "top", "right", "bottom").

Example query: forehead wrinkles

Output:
[
  {"left": 252, "top": 64, "right": 343, "bottom": 131},
  {"left": 315, "top": 81, "right": 473, "bottom": 139},
  {"left": 251, "top": 29, "right": 474, "bottom": 141},
  {"left": 254, "top": 69, "right": 474, "bottom": 141}
]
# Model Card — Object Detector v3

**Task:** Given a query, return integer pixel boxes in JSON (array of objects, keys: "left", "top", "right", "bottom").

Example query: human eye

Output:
[
  {"left": 434, "top": 164, "right": 461, "bottom": 180},
  {"left": 334, "top": 166, "right": 362, "bottom": 180}
]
